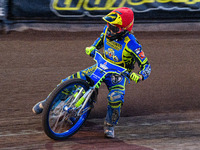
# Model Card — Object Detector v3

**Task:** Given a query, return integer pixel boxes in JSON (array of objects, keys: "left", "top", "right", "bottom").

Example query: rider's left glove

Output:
[
  {"left": 130, "top": 72, "right": 143, "bottom": 83},
  {"left": 85, "top": 46, "right": 95, "bottom": 56}
]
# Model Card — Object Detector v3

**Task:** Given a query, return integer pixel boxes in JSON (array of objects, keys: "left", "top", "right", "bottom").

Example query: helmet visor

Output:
[{"left": 103, "top": 12, "right": 123, "bottom": 26}]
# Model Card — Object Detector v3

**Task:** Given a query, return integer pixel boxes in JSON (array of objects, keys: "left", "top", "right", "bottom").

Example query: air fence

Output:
[{"left": 0, "top": 0, "right": 200, "bottom": 31}]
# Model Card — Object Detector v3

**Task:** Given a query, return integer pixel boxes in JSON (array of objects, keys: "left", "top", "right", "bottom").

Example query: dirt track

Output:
[{"left": 0, "top": 30, "right": 200, "bottom": 149}]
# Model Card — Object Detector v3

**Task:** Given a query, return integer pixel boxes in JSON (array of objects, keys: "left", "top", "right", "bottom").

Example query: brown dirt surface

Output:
[{"left": 0, "top": 30, "right": 200, "bottom": 149}]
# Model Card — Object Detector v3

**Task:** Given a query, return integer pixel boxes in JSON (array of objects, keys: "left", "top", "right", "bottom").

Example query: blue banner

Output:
[
  {"left": 0, "top": 0, "right": 5, "bottom": 20},
  {"left": 7, "top": 0, "right": 200, "bottom": 22}
]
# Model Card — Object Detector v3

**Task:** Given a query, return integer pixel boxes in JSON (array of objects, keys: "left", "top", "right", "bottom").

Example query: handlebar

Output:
[
  {"left": 92, "top": 50, "right": 133, "bottom": 83},
  {"left": 121, "top": 71, "right": 130, "bottom": 78},
  {"left": 101, "top": 69, "right": 130, "bottom": 78}
]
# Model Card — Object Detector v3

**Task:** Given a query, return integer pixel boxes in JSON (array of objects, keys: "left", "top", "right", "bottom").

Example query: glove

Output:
[
  {"left": 130, "top": 72, "right": 142, "bottom": 83},
  {"left": 85, "top": 46, "right": 95, "bottom": 56}
]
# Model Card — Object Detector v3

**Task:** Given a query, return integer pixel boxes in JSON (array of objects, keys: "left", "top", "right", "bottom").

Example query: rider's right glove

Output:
[{"left": 85, "top": 46, "right": 95, "bottom": 56}]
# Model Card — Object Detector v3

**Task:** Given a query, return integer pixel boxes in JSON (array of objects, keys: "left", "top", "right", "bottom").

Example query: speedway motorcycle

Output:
[{"left": 42, "top": 50, "right": 130, "bottom": 140}]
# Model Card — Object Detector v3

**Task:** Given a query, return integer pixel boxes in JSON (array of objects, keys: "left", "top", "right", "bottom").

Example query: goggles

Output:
[{"left": 107, "top": 23, "right": 124, "bottom": 33}]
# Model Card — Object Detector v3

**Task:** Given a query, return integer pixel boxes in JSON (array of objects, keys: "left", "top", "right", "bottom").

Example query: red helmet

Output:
[{"left": 103, "top": 7, "right": 134, "bottom": 32}]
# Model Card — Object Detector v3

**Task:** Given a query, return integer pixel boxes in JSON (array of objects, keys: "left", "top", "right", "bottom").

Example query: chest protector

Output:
[{"left": 103, "top": 29, "right": 130, "bottom": 68}]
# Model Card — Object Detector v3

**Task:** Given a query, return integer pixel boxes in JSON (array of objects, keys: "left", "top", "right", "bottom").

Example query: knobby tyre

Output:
[{"left": 42, "top": 78, "right": 93, "bottom": 140}]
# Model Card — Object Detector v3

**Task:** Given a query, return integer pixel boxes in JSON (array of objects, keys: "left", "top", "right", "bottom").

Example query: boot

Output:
[
  {"left": 32, "top": 100, "right": 45, "bottom": 114},
  {"left": 104, "top": 122, "right": 115, "bottom": 138}
]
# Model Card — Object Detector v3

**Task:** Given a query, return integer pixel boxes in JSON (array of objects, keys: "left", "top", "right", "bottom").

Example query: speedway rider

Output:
[{"left": 32, "top": 7, "right": 151, "bottom": 138}]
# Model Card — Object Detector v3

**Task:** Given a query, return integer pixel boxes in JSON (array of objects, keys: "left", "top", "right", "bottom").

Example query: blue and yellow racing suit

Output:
[{"left": 63, "top": 25, "right": 151, "bottom": 126}]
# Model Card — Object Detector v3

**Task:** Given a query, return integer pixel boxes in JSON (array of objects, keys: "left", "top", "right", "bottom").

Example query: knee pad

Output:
[{"left": 107, "top": 91, "right": 124, "bottom": 108}]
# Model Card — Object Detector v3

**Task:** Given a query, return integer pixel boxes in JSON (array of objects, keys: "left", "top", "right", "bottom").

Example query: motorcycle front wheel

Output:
[{"left": 42, "top": 78, "right": 93, "bottom": 140}]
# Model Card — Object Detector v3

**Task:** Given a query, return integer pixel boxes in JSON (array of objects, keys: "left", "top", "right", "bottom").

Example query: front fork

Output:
[
  {"left": 65, "top": 86, "right": 96, "bottom": 116},
  {"left": 76, "top": 86, "right": 95, "bottom": 116}
]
